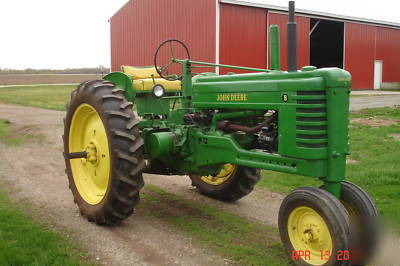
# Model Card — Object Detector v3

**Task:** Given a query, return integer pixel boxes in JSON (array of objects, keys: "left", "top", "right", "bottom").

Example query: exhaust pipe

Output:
[{"left": 287, "top": 1, "right": 297, "bottom": 72}]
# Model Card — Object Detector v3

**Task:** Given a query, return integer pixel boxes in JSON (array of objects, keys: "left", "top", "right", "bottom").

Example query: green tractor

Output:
[{"left": 63, "top": 2, "right": 378, "bottom": 265}]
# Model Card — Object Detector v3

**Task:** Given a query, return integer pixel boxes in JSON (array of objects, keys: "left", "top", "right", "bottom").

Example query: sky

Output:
[
  {"left": 0, "top": 0, "right": 398, "bottom": 70},
  {"left": 0, "top": 0, "right": 128, "bottom": 69}
]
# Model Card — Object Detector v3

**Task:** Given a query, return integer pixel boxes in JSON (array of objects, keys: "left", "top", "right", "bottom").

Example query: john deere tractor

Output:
[{"left": 63, "top": 2, "right": 378, "bottom": 265}]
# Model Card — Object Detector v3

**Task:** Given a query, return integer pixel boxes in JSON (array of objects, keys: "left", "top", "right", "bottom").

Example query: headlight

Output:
[{"left": 152, "top": 84, "right": 165, "bottom": 99}]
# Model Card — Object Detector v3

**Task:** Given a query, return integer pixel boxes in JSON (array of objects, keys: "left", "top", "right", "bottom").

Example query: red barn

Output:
[{"left": 110, "top": 0, "right": 400, "bottom": 90}]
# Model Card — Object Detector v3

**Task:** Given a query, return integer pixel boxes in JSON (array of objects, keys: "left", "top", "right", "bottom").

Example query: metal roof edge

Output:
[
  {"left": 220, "top": 0, "right": 400, "bottom": 28},
  {"left": 109, "top": 0, "right": 132, "bottom": 21}
]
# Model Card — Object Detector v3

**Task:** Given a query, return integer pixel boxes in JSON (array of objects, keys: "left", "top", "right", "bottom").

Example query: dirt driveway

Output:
[{"left": 0, "top": 103, "right": 284, "bottom": 265}]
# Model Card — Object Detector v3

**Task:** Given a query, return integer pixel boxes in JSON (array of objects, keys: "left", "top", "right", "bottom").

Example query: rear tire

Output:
[
  {"left": 63, "top": 80, "right": 145, "bottom": 225},
  {"left": 189, "top": 165, "right": 260, "bottom": 202}
]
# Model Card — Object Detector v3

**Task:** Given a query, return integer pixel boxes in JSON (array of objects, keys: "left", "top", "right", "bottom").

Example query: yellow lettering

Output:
[{"left": 216, "top": 93, "right": 248, "bottom": 101}]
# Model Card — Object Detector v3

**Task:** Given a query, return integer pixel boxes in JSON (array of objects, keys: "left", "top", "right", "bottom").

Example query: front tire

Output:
[
  {"left": 189, "top": 164, "right": 260, "bottom": 202},
  {"left": 63, "top": 80, "right": 145, "bottom": 225},
  {"left": 279, "top": 187, "right": 351, "bottom": 266},
  {"left": 337, "top": 181, "right": 379, "bottom": 265}
]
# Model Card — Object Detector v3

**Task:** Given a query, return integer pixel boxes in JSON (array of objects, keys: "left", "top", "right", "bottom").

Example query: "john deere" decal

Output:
[{"left": 216, "top": 93, "right": 248, "bottom": 101}]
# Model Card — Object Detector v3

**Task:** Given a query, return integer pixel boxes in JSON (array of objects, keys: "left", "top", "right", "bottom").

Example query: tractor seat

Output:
[{"left": 121, "top": 65, "right": 181, "bottom": 92}]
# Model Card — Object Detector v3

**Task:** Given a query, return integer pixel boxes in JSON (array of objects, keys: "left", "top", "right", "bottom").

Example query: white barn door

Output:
[{"left": 374, "top": 60, "right": 382, "bottom": 90}]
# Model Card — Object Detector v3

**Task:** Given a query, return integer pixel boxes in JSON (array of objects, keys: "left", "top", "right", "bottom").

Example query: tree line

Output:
[{"left": 0, "top": 66, "right": 110, "bottom": 75}]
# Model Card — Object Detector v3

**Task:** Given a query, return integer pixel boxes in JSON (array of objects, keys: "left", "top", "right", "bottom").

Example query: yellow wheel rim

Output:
[
  {"left": 69, "top": 104, "right": 110, "bottom": 205},
  {"left": 288, "top": 206, "right": 333, "bottom": 265},
  {"left": 200, "top": 164, "right": 236, "bottom": 185}
]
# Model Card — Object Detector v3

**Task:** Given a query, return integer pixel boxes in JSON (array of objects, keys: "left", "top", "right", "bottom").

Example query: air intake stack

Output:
[{"left": 287, "top": 1, "right": 298, "bottom": 72}]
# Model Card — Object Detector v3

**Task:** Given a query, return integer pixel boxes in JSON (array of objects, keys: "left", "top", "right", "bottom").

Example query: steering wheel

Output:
[{"left": 154, "top": 39, "right": 190, "bottom": 81}]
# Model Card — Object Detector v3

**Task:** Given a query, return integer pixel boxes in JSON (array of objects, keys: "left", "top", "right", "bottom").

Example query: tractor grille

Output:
[{"left": 295, "top": 90, "right": 327, "bottom": 149}]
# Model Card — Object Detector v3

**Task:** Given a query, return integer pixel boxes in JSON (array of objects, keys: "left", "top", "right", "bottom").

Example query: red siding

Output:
[
  {"left": 376, "top": 27, "right": 400, "bottom": 82},
  {"left": 219, "top": 4, "right": 267, "bottom": 74},
  {"left": 267, "top": 13, "right": 310, "bottom": 70},
  {"left": 110, "top": 0, "right": 215, "bottom": 71},
  {"left": 344, "top": 23, "right": 376, "bottom": 89}
]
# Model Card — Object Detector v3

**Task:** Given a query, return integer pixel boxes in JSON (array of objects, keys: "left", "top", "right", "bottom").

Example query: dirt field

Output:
[{"left": 0, "top": 74, "right": 103, "bottom": 85}]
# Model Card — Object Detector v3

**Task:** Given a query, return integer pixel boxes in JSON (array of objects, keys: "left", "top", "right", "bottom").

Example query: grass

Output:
[
  {"left": 258, "top": 106, "right": 400, "bottom": 226},
  {"left": 0, "top": 119, "right": 44, "bottom": 145},
  {"left": 0, "top": 85, "right": 76, "bottom": 110},
  {"left": 0, "top": 190, "right": 92, "bottom": 265},
  {"left": 140, "top": 185, "right": 289, "bottom": 266}
]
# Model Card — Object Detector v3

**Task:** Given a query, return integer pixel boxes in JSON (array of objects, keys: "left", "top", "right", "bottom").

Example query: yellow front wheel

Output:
[
  {"left": 189, "top": 165, "right": 260, "bottom": 202},
  {"left": 63, "top": 80, "right": 145, "bottom": 225},
  {"left": 279, "top": 187, "right": 351, "bottom": 266}
]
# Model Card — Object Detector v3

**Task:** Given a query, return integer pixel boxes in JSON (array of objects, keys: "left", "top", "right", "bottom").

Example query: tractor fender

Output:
[{"left": 103, "top": 72, "right": 135, "bottom": 102}]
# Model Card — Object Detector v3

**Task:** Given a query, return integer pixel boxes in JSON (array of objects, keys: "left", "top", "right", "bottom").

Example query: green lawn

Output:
[
  {"left": 258, "top": 106, "right": 400, "bottom": 226},
  {"left": 0, "top": 85, "right": 76, "bottom": 110}
]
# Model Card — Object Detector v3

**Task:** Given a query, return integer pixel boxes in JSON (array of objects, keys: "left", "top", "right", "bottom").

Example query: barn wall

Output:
[
  {"left": 110, "top": 0, "right": 216, "bottom": 71},
  {"left": 345, "top": 23, "right": 400, "bottom": 89},
  {"left": 267, "top": 13, "right": 310, "bottom": 71},
  {"left": 375, "top": 27, "right": 400, "bottom": 83},
  {"left": 219, "top": 3, "right": 267, "bottom": 74},
  {"left": 344, "top": 23, "right": 376, "bottom": 89}
]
